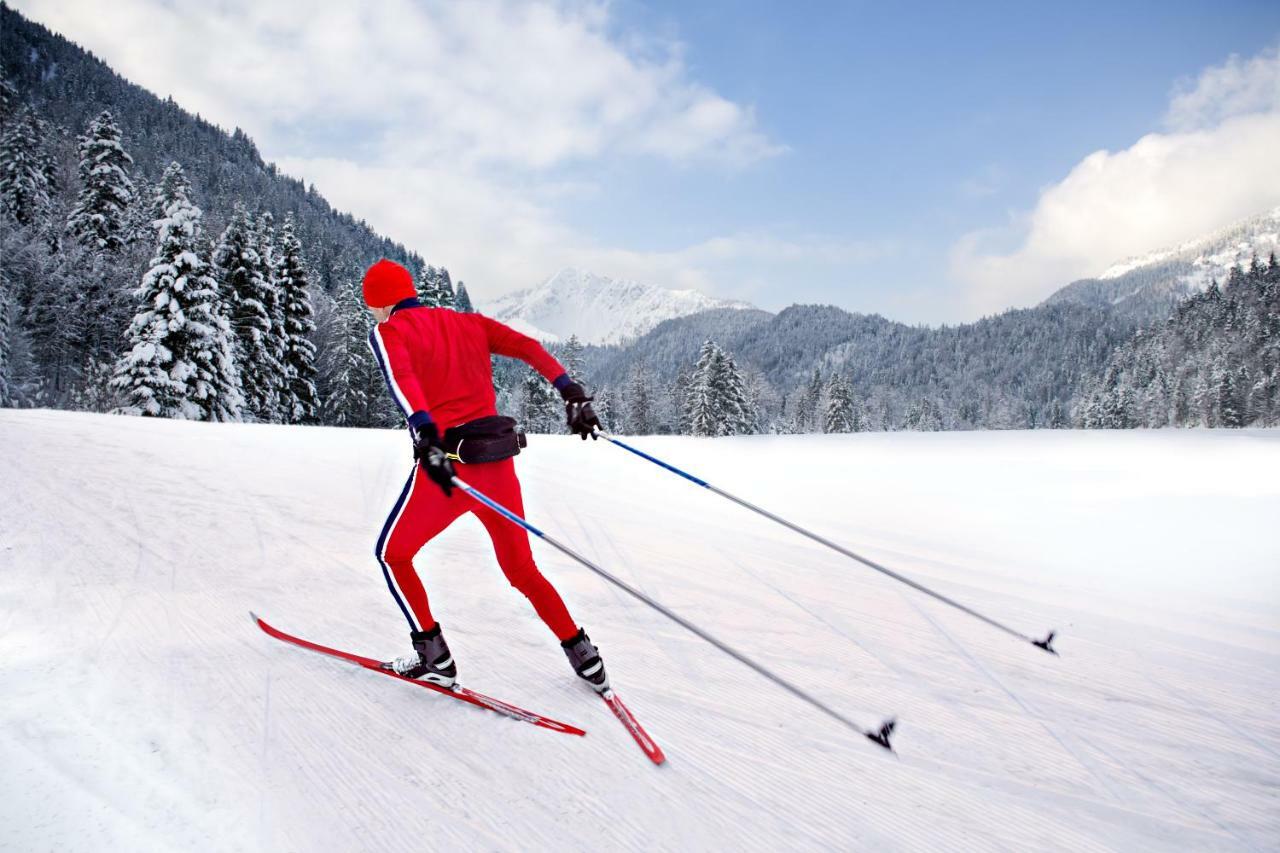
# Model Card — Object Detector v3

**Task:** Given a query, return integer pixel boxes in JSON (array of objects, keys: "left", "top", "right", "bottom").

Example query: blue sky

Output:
[{"left": 16, "top": 0, "right": 1280, "bottom": 323}]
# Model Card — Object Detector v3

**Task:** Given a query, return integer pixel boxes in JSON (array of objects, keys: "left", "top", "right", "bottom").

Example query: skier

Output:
[{"left": 361, "top": 259, "right": 609, "bottom": 693}]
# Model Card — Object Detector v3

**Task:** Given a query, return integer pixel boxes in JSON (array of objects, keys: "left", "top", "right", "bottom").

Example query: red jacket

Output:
[{"left": 368, "top": 297, "right": 569, "bottom": 432}]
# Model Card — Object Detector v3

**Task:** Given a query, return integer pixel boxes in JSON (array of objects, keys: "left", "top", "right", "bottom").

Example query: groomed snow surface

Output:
[{"left": 2, "top": 410, "right": 1277, "bottom": 852}]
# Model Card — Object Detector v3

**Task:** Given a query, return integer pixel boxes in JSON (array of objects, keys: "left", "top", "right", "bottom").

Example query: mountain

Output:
[
  {"left": 481, "top": 267, "right": 756, "bottom": 345},
  {"left": 0, "top": 3, "right": 427, "bottom": 292},
  {"left": 584, "top": 300, "right": 1133, "bottom": 431},
  {"left": 1045, "top": 206, "right": 1280, "bottom": 326}
]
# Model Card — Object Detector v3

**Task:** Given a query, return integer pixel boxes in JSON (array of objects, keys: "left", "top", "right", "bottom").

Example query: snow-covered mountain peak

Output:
[
  {"left": 1045, "top": 205, "right": 1280, "bottom": 324},
  {"left": 480, "top": 267, "right": 755, "bottom": 345},
  {"left": 1096, "top": 206, "right": 1280, "bottom": 281}
]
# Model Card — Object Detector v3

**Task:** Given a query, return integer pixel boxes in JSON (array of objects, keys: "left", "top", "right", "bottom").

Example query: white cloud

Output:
[
  {"left": 14, "top": 0, "right": 802, "bottom": 300},
  {"left": 951, "top": 42, "right": 1280, "bottom": 316},
  {"left": 280, "top": 154, "right": 889, "bottom": 307},
  {"left": 16, "top": 0, "right": 781, "bottom": 170}
]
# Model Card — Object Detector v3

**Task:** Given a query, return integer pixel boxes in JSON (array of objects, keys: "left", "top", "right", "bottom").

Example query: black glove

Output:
[
  {"left": 559, "top": 381, "right": 601, "bottom": 440},
  {"left": 411, "top": 422, "right": 455, "bottom": 496}
]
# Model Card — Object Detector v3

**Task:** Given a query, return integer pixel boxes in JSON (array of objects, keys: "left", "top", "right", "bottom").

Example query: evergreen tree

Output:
[
  {"left": 276, "top": 214, "right": 319, "bottom": 424},
  {"left": 685, "top": 340, "right": 754, "bottom": 436},
  {"left": 436, "top": 267, "right": 456, "bottom": 309},
  {"left": 521, "top": 368, "right": 561, "bottom": 432},
  {"left": 454, "top": 281, "right": 475, "bottom": 313},
  {"left": 152, "top": 162, "right": 192, "bottom": 220},
  {"left": 0, "top": 268, "right": 13, "bottom": 406},
  {"left": 418, "top": 264, "right": 445, "bottom": 307},
  {"left": 122, "top": 174, "right": 156, "bottom": 246},
  {"left": 719, "top": 351, "right": 756, "bottom": 435},
  {"left": 823, "top": 374, "right": 856, "bottom": 433},
  {"left": 592, "top": 385, "right": 614, "bottom": 431},
  {"left": 257, "top": 210, "right": 289, "bottom": 420},
  {"left": 687, "top": 340, "right": 722, "bottom": 437},
  {"left": 320, "top": 273, "right": 383, "bottom": 427},
  {"left": 0, "top": 271, "right": 40, "bottom": 407},
  {"left": 1217, "top": 355, "right": 1243, "bottom": 428},
  {"left": 562, "top": 334, "right": 585, "bottom": 379},
  {"left": 792, "top": 368, "right": 822, "bottom": 432},
  {"left": 66, "top": 110, "right": 134, "bottom": 252},
  {"left": 112, "top": 173, "right": 242, "bottom": 421},
  {"left": 213, "top": 205, "right": 280, "bottom": 421},
  {"left": 0, "top": 107, "right": 52, "bottom": 226},
  {"left": 625, "top": 363, "right": 656, "bottom": 434}
]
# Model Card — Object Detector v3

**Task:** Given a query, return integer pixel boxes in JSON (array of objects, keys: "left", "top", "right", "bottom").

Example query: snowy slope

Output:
[
  {"left": 2, "top": 410, "right": 1278, "bottom": 851},
  {"left": 480, "top": 268, "right": 756, "bottom": 345},
  {"left": 1095, "top": 206, "right": 1280, "bottom": 282},
  {"left": 1046, "top": 207, "right": 1280, "bottom": 323}
]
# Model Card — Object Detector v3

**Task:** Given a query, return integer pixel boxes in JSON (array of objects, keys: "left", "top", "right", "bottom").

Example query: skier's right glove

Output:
[
  {"left": 559, "top": 381, "right": 601, "bottom": 440},
  {"left": 411, "top": 419, "right": 455, "bottom": 497}
]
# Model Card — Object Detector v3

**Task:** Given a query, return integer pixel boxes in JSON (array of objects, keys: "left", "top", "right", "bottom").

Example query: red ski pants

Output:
[{"left": 375, "top": 458, "right": 578, "bottom": 641}]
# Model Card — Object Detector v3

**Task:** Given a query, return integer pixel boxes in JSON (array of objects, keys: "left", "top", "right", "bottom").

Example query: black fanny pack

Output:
[{"left": 442, "top": 416, "right": 527, "bottom": 464}]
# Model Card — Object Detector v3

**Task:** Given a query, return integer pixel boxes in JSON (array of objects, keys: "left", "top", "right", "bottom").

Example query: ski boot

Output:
[
  {"left": 561, "top": 627, "right": 609, "bottom": 693},
  {"left": 385, "top": 623, "right": 457, "bottom": 688}
]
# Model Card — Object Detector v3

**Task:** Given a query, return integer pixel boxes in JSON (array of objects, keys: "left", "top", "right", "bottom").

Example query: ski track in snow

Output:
[{"left": 1, "top": 410, "right": 1278, "bottom": 852}]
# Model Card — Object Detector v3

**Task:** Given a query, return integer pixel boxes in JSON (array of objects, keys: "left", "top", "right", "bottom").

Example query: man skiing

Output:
[{"left": 361, "top": 258, "right": 607, "bottom": 693}]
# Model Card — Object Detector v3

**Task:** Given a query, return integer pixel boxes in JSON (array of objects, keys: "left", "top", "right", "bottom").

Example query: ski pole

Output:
[
  {"left": 451, "top": 474, "right": 897, "bottom": 751},
  {"left": 593, "top": 430, "right": 1058, "bottom": 656}
]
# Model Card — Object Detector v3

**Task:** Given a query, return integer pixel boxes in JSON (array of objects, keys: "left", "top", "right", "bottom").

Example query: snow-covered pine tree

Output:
[
  {"left": 521, "top": 368, "right": 561, "bottom": 433},
  {"left": 69, "top": 356, "right": 122, "bottom": 413},
  {"left": 418, "top": 263, "right": 441, "bottom": 307},
  {"left": 0, "top": 107, "right": 53, "bottom": 226},
  {"left": 592, "top": 385, "right": 613, "bottom": 431},
  {"left": 625, "top": 362, "right": 656, "bottom": 434},
  {"left": 122, "top": 173, "right": 155, "bottom": 246},
  {"left": 823, "top": 373, "right": 855, "bottom": 433},
  {"left": 562, "top": 334, "right": 585, "bottom": 380},
  {"left": 0, "top": 267, "right": 41, "bottom": 407},
  {"left": 672, "top": 367, "right": 693, "bottom": 434},
  {"left": 319, "top": 265, "right": 397, "bottom": 427},
  {"left": 0, "top": 267, "right": 13, "bottom": 406},
  {"left": 791, "top": 368, "right": 822, "bottom": 432},
  {"left": 66, "top": 110, "right": 134, "bottom": 253},
  {"left": 213, "top": 205, "right": 279, "bottom": 421},
  {"left": 687, "top": 340, "right": 722, "bottom": 437},
  {"left": 719, "top": 351, "right": 756, "bottom": 435},
  {"left": 112, "top": 171, "right": 242, "bottom": 421},
  {"left": 454, "top": 281, "right": 474, "bottom": 313},
  {"left": 152, "top": 162, "right": 191, "bottom": 220},
  {"left": 436, "top": 267, "right": 456, "bottom": 309},
  {"left": 318, "top": 275, "right": 370, "bottom": 426},
  {"left": 255, "top": 210, "right": 288, "bottom": 420},
  {"left": 276, "top": 214, "right": 319, "bottom": 424}
]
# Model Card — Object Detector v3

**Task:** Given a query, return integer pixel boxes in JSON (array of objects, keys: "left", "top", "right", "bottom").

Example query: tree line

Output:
[{"left": 0, "top": 81, "right": 470, "bottom": 427}]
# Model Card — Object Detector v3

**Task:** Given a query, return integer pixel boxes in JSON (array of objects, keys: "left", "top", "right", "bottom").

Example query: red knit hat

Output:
[{"left": 362, "top": 259, "right": 417, "bottom": 308}]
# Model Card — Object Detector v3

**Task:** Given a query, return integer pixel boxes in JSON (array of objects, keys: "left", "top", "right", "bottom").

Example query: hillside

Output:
[
  {"left": 1045, "top": 207, "right": 1280, "bottom": 326},
  {"left": 0, "top": 4, "right": 424, "bottom": 289},
  {"left": 585, "top": 301, "right": 1135, "bottom": 430},
  {"left": 2, "top": 410, "right": 1277, "bottom": 850}
]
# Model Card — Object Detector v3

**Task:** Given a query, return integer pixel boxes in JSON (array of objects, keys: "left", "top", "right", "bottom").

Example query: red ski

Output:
[
  {"left": 601, "top": 689, "right": 665, "bottom": 765},
  {"left": 251, "top": 613, "right": 585, "bottom": 737}
]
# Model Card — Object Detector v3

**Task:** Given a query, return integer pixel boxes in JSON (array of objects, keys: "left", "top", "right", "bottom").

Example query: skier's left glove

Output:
[
  {"left": 559, "top": 381, "right": 601, "bottom": 440},
  {"left": 410, "top": 418, "right": 455, "bottom": 496}
]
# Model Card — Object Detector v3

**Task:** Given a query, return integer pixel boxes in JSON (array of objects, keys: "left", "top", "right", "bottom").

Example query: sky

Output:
[{"left": 13, "top": 0, "right": 1280, "bottom": 324}]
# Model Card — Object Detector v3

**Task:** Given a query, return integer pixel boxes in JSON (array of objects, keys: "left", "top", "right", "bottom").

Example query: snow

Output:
[
  {"left": 1097, "top": 206, "right": 1280, "bottom": 282},
  {"left": 1, "top": 410, "right": 1277, "bottom": 851},
  {"left": 481, "top": 267, "right": 756, "bottom": 345}
]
